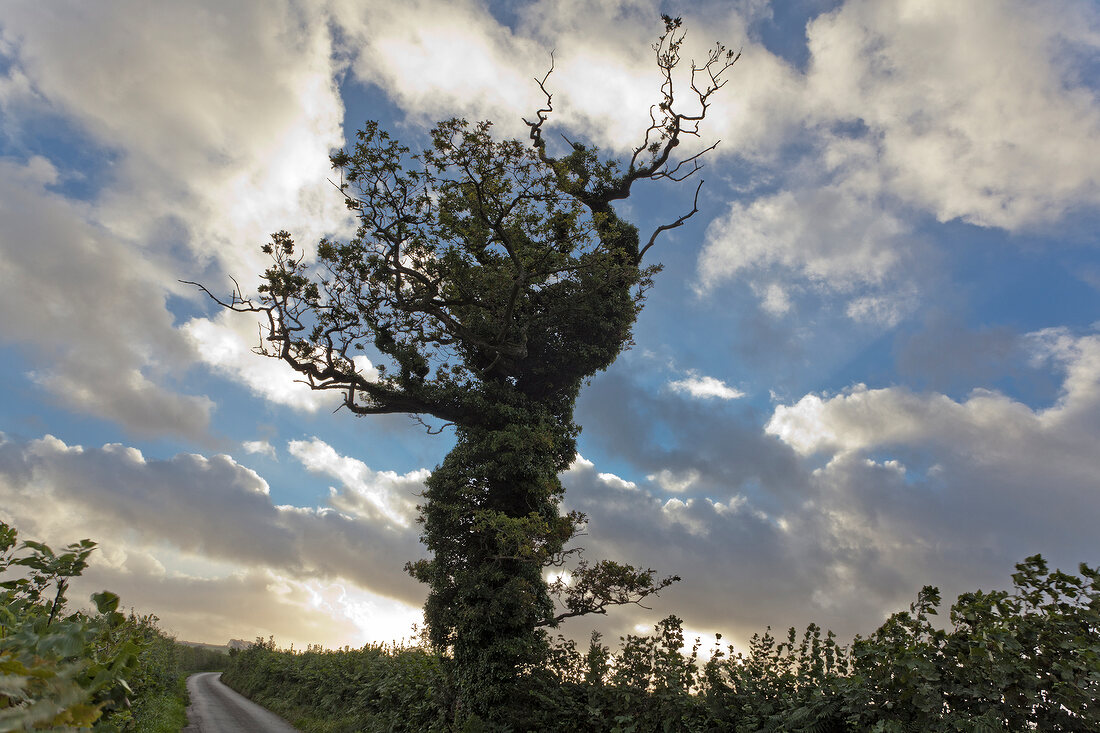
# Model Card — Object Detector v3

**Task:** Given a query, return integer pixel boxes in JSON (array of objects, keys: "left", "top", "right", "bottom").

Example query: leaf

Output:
[{"left": 92, "top": 590, "right": 120, "bottom": 615}]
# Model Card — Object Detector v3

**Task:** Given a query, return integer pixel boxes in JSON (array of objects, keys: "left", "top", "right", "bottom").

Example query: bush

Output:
[
  {"left": 222, "top": 640, "right": 449, "bottom": 732},
  {"left": 0, "top": 520, "right": 192, "bottom": 731},
  {"left": 176, "top": 643, "right": 228, "bottom": 673}
]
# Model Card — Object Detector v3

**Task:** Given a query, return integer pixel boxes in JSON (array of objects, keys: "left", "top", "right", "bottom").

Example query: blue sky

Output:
[{"left": 0, "top": 0, "right": 1098, "bottom": 650}]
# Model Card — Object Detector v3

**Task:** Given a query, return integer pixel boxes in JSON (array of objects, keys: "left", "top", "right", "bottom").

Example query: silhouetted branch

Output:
[{"left": 638, "top": 178, "right": 703, "bottom": 262}]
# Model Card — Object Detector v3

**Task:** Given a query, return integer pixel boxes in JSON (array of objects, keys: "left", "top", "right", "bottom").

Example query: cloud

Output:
[
  {"left": 331, "top": 0, "right": 544, "bottom": 140},
  {"left": 332, "top": 0, "right": 796, "bottom": 160},
  {"left": 70, "top": 565, "right": 422, "bottom": 651},
  {"left": 646, "top": 468, "right": 700, "bottom": 494},
  {"left": 667, "top": 372, "right": 745, "bottom": 400},
  {"left": 242, "top": 440, "right": 276, "bottom": 459},
  {"left": 0, "top": 434, "right": 428, "bottom": 617},
  {"left": 696, "top": 137, "right": 921, "bottom": 320},
  {"left": 288, "top": 437, "right": 427, "bottom": 527},
  {"left": 804, "top": 0, "right": 1100, "bottom": 230},
  {"left": 894, "top": 312, "right": 1024, "bottom": 394},
  {"left": 562, "top": 456, "right": 817, "bottom": 643},
  {"left": 766, "top": 383, "right": 1027, "bottom": 457},
  {"left": 0, "top": 157, "right": 213, "bottom": 438},
  {"left": 761, "top": 327, "right": 1100, "bottom": 596},
  {"left": 756, "top": 283, "right": 792, "bottom": 316},
  {"left": 0, "top": 1, "right": 354, "bottom": 438},
  {"left": 1, "top": 0, "right": 1097, "bottom": 658},
  {"left": 577, "top": 369, "right": 804, "bottom": 504},
  {"left": 182, "top": 309, "right": 377, "bottom": 413},
  {"left": 4, "top": 318, "right": 1099, "bottom": 654},
  {"left": 596, "top": 471, "right": 637, "bottom": 492},
  {"left": 767, "top": 328, "right": 1100, "bottom": 459},
  {"left": 0, "top": 0, "right": 352, "bottom": 263},
  {"left": 696, "top": 0, "right": 1099, "bottom": 315},
  {"left": 562, "top": 333, "right": 1100, "bottom": 648}
]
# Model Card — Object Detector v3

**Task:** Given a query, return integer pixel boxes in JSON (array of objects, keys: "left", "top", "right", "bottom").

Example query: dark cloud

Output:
[
  {"left": 560, "top": 333, "right": 1100, "bottom": 647},
  {"left": 576, "top": 367, "right": 807, "bottom": 503},
  {"left": 894, "top": 310, "right": 1030, "bottom": 396},
  {"left": 0, "top": 435, "right": 426, "bottom": 606}
]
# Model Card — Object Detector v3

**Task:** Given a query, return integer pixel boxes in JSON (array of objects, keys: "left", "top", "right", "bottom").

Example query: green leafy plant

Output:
[
  {"left": 0, "top": 520, "right": 192, "bottom": 732},
  {"left": 0, "top": 521, "right": 133, "bottom": 729}
]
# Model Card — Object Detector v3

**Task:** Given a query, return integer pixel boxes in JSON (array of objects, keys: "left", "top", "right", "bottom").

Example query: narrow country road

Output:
[{"left": 183, "top": 672, "right": 301, "bottom": 732}]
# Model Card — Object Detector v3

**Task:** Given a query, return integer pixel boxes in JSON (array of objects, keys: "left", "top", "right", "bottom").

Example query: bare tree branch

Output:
[
  {"left": 638, "top": 178, "right": 703, "bottom": 262},
  {"left": 524, "top": 14, "right": 738, "bottom": 223}
]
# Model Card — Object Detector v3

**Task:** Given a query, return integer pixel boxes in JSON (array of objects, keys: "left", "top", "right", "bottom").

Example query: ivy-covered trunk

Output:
[{"left": 412, "top": 407, "right": 577, "bottom": 720}]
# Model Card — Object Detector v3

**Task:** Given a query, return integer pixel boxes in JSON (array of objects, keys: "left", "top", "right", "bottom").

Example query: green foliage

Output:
[
  {"left": 0, "top": 520, "right": 137, "bottom": 730},
  {"left": 221, "top": 640, "right": 449, "bottom": 732},
  {"left": 175, "top": 643, "right": 228, "bottom": 673},
  {"left": 838, "top": 554, "right": 1100, "bottom": 731},
  {"left": 220, "top": 557, "right": 1098, "bottom": 732},
  {"left": 0, "top": 520, "right": 194, "bottom": 731}
]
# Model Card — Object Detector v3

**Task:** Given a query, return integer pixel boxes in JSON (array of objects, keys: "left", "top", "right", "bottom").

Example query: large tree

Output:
[{"left": 190, "top": 17, "right": 737, "bottom": 723}]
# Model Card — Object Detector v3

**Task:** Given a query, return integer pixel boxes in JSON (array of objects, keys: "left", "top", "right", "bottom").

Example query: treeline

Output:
[
  {"left": 0, "top": 520, "right": 226, "bottom": 731},
  {"left": 222, "top": 555, "right": 1099, "bottom": 732}
]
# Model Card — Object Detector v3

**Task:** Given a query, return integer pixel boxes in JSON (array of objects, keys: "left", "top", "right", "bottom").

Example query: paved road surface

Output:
[{"left": 183, "top": 672, "right": 301, "bottom": 732}]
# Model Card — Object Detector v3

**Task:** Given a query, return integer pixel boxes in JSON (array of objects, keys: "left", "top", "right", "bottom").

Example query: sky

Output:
[{"left": 0, "top": 0, "right": 1098, "bottom": 653}]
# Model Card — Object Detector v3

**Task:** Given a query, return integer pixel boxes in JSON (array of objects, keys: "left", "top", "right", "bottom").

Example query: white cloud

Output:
[
  {"left": 568, "top": 454, "right": 595, "bottom": 472},
  {"left": 766, "top": 329, "right": 1100, "bottom": 458},
  {"left": 758, "top": 283, "right": 792, "bottom": 316},
  {"left": 332, "top": 0, "right": 796, "bottom": 160},
  {"left": 331, "top": 0, "right": 544, "bottom": 140},
  {"left": 242, "top": 440, "right": 276, "bottom": 459},
  {"left": 668, "top": 372, "right": 745, "bottom": 400},
  {"left": 661, "top": 497, "right": 714, "bottom": 537},
  {"left": 697, "top": 138, "right": 911, "bottom": 298},
  {"left": 0, "top": 0, "right": 352, "bottom": 267},
  {"left": 647, "top": 468, "right": 700, "bottom": 494},
  {"left": 183, "top": 310, "right": 331, "bottom": 412},
  {"left": 845, "top": 291, "right": 917, "bottom": 328},
  {"left": 288, "top": 437, "right": 426, "bottom": 527},
  {"left": 0, "top": 157, "right": 214, "bottom": 438},
  {"left": 765, "top": 383, "right": 1031, "bottom": 457},
  {"left": 0, "top": 1, "right": 355, "bottom": 439},
  {"left": 696, "top": 0, "right": 1099, "bottom": 313},
  {"left": 597, "top": 472, "right": 637, "bottom": 491},
  {"left": 804, "top": 0, "right": 1100, "bottom": 229},
  {"left": 183, "top": 308, "right": 380, "bottom": 412}
]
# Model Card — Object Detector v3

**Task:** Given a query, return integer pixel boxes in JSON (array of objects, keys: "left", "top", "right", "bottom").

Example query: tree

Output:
[{"left": 188, "top": 16, "right": 738, "bottom": 723}]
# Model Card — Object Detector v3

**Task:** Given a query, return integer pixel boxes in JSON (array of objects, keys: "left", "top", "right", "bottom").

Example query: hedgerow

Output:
[
  {"left": 223, "top": 555, "right": 1099, "bottom": 732},
  {"left": 221, "top": 639, "right": 449, "bottom": 732},
  {"left": 5, "top": 514, "right": 1096, "bottom": 731}
]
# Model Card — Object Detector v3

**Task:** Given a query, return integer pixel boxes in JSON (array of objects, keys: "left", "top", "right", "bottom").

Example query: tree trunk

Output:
[{"left": 412, "top": 414, "right": 574, "bottom": 722}]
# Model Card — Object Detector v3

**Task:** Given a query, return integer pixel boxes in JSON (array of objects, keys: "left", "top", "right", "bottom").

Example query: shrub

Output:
[{"left": 0, "top": 520, "right": 192, "bottom": 731}]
